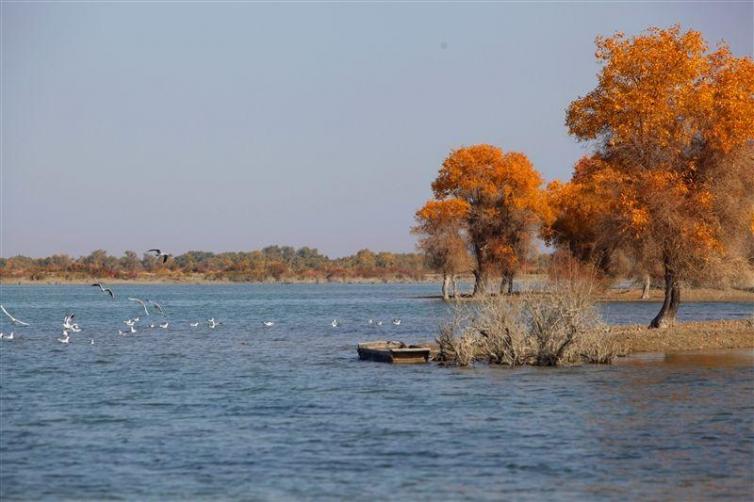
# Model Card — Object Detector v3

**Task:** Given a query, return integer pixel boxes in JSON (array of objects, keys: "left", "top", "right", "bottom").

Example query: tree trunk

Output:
[
  {"left": 441, "top": 273, "right": 451, "bottom": 301},
  {"left": 499, "top": 271, "right": 515, "bottom": 295},
  {"left": 640, "top": 274, "right": 651, "bottom": 300},
  {"left": 649, "top": 261, "right": 681, "bottom": 328},
  {"left": 473, "top": 269, "right": 490, "bottom": 296},
  {"left": 451, "top": 275, "right": 459, "bottom": 298}
]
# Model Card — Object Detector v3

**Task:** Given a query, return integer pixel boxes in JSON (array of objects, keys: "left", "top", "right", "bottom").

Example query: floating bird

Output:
[
  {"left": 58, "top": 331, "right": 70, "bottom": 344},
  {"left": 331, "top": 319, "right": 340, "bottom": 328},
  {"left": 150, "top": 301, "right": 166, "bottom": 316},
  {"left": 159, "top": 322, "right": 169, "bottom": 329},
  {"left": 128, "top": 298, "right": 150, "bottom": 315},
  {"left": 208, "top": 318, "right": 222, "bottom": 329},
  {"left": 190, "top": 322, "right": 199, "bottom": 327},
  {"left": 148, "top": 323, "right": 156, "bottom": 328},
  {"left": 376, "top": 321, "right": 383, "bottom": 326},
  {"left": 129, "top": 325, "right": 137, "bottom": 334},
  {"left": 1, "top": 305, "right": 30, "bottom": 326},
  {"left": 118, "top": 329, "right": 127, "bottom": 336},
  {"left": 147, "top": 249, "right": 170, "bottom": 263},
  {"left": 392, "top": 319, "right": 401, "bottom": 326},
  {"left": 91, "top": 282, "right": 115, "bottom": 299},
  {"left": 368, "top": 319, "right": 374, "bottom": 325},
  {"left": 124, "top": 319, "right": 137, "bottom": 327},
  {"left": 90, "top": 339, "right": 95, "bottom": 345},
  {"left": 2, "top": 332, "right": 14, "bottom": 341},
  {"left": 262, "top": 321, "right": 274, "bottom": 327}
]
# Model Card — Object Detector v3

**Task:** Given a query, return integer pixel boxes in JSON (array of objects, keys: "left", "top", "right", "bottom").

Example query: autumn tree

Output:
[
  {"left": 563, "top": 25, "right": 754, "bottom": 327},
  {"left": 429, "top": 144, "right": 550, "bottom": 295},
  {"left": 413, "top": 199, "right": 472, "bottom": 300}
]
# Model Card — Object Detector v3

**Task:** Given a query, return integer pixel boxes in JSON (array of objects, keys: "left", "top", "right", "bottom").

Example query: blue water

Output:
[{"left": 1, "top": 284, "right": 753, "bottom": 500}]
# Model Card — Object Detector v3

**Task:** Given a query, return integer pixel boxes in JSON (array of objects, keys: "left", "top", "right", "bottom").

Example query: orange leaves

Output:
[{"left": 415, "top": 199, "right": 469, "bottom": 229}]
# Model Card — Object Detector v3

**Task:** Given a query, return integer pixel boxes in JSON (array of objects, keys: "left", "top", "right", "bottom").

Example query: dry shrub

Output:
[{"left": 437, "top": 267, "right": 620, "bottom": 367}]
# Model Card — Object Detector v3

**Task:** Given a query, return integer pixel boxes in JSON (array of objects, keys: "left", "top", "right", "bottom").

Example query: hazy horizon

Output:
[{"left": 2, "top": 2, "right": 752, "bottom": 259}]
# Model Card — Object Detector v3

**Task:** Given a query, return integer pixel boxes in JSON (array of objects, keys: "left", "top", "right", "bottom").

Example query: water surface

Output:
[{"left": 1, "top": 284, "right": 752, "bottom": 499}]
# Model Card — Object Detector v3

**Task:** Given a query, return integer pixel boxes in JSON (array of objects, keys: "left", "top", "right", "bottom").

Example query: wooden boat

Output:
[{"left": 357, "top": 341, "right": 432, "bottom": 364}]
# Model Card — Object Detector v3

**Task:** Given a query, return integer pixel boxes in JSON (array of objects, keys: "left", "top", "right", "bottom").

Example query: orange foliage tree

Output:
[
  {"left": 413, "top": 199, "right": 472, "bottom": 300},
  {"left": 426, "top": 144, "right": 551, "bottom": 295},
  {"left": 561, "top": 25, "right": 754, "bottom": 327}
]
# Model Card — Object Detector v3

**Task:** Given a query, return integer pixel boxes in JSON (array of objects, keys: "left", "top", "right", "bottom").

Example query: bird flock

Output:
[{"left": 0, "top": 249, "right": 405, "bottom": 344}]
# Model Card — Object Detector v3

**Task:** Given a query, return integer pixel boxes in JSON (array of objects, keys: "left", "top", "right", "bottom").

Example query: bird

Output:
[
  {"left": 208, "top": 318, "right": 222, "bottom": 329},
  {"left": 262, "top": 321, "right": 274, "bottom": 327},
  {"left": 159, "top": 322, "right": 169, "bottom": 329},
  {"left": 58, "top": 331, "right": 70, "bottom": 344},
  {"left": 147, "top": 249, "right": 170, "bottom": 263},
  {"left": 90, "top": 339, "right": 95, "bottom": 345},
  {"left": 331, "top": 319, "right": 340, "bottom": 328},
  {"left": 1, "top": 305, "right": 30, "bottom": 326},
  {"left": 129, "top": 325, "right": 137, "bottom": 334},
  {"left": 63, "top": 314, "right": 81, "bottom": 332},
  {"left": 148, "top": 323, "right": 156, "bottom": 328},
  {"left": 376, "top": 321, "right": 383, "bottom": 326},
  {"left": 124, "top": 318, "right": 137, "bottom": 327},
  {"left": 368, "top": 319, "right": 374, "bottom": 325},
  {"left": 128, "top": 298, "right": 150, "bottom": 315},
  {"left": 91, "top": 282, "right": 115, "bottom": 299},
  {"left": 118, "top": 329, "right": 127, "bottom": 336},
  {"left": 150, "top": 301, "right": 166, "bottom": 316},
  {"left": 190, "top": 322, "right": 199, "bottom": 327},
  {"left": 3, "top": 332, "right": 14, "bottom": 341},
  {"left": 392, "top": 319, "right": 401, "bottom": 326}
]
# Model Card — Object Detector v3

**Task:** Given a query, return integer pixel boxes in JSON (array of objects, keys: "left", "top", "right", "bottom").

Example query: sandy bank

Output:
[{"left": 611, "top": 319, "right": 754, "bottom": 354}]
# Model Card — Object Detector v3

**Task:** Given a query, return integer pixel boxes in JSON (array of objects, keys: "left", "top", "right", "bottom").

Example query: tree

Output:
[
  {"left": 413, "top": 199, "right": 472, "bottom": 300},
  {"left": 430, "top": 144, "right": 550, "bottom": 295},
  {"left": 565, "top": 25, "right": 754, "bottom": 327}
]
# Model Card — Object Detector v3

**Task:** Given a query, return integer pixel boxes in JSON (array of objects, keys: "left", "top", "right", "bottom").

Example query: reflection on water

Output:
[{"left": 1, "top": 284, "right": 752, "bottom": 499}]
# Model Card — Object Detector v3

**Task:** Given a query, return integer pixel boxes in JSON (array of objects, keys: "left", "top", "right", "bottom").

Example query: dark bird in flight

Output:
[
  {"left": 147, "top": 249, "right": 170, "bottom": 263},
  {"left": 91, "top": 282, "right": 115, "bottom": 299}
]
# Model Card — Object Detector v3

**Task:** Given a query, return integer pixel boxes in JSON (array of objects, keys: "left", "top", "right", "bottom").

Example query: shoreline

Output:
[{"left": 610, "top": 319, "right": 754, "bottom": 355}]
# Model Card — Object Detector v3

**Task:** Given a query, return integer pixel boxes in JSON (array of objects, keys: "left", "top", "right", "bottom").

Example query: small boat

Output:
[{"left": 357, "top": 341, "right": 432, "bottom": 364}]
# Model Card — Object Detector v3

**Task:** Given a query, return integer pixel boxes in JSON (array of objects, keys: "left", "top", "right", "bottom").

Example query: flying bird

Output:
[
  {"left": 63, "top": 314, "right": 81, "bottom": 332},
  {"left": 150, "top": 301, "right": 166, "bottom": 316},
  {"left": 147, "top": 249, "right": 170, "bottom": 263},
  {"left": 91, "top": 283, "right": 115, "bottom": 299},
  {"left": 1, "top": 305, "right": 30, "bottom": 326},
  {"left": 128, "top": 298, "right": 150, "bottom": 315}
]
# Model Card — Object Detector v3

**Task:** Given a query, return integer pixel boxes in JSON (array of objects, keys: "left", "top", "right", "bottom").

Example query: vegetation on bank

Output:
[{"left": 413, "top": 25, "right": 754, "bottom": 328}]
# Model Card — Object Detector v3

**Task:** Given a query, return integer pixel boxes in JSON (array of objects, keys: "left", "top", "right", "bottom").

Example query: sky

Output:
[{"left": 1, "top": 1, "right": 752, "bottom": 259}]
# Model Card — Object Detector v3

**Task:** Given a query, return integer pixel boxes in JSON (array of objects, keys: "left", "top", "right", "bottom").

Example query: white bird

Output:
[
  {"left": 159, "top": 322, "right": 169, "bottom": 329},
  {"left": 124, "top": 319, "right": 136, "bottom": 327},
  {"left": 149, "top": 323, "right": 156, "bottom": 328},
  {"left": 3, "top": 332, "right": 14, "bottom": 341},
  {"left": 130, "top": 325, "right": 137, "bottom": 334},
  {"left": 368, "top": 319, "right": 374, "bottom": 325},
  {"left": 58, "top": 331, "right": 70, "bottom": 344},
  {"left": 90, "top": 339, "right": 95, "bottom": 345},
  {"left": 118, "top": 329, "right": 127, "bottom": 336},
  {"left": 147, "top": 249, "right": 171, "bottom": 263},
  {"left": 262, "top": 321, "right": 274, "bottom": 327},
  {"left": 331, "top": 319, "right": 340, "bottom": 328},
  {"left": 208, "top": 318, "right": 222, "bottom": 329},
  {"left": 150, "top": 301, "right": 166, "bottom": 316},
  {"left": 392, "top": 319, "right": 401, "bottom": 326},
  {"left": 1, "top": 305, "right": 30, "bottom": 326},
  {"left": 91, "top": 282, "right": 115, "bottom": 299},
  {"left": 376, "top": 321, "right": 383, "bottom": 326},
  {"left": 190, "top": 322, "right": 199, "bottom": 327},
  {"left": 133, "top": 317, "right": 140, "bottom": 322},
  {"left": 63, "top": 314, "right": 81, "bottom": 332},
  {"left": 128, "top": 298, "right": 150, "bottom": 315},
  {"left": 0, "top": 332, "right": 3, "bottom": 339}
]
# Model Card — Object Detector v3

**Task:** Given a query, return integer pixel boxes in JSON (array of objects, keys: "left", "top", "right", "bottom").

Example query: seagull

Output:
[
  {"left": 91, "top": 283, "right": 115, "bottom": 299},
  {"left": 3, "top": 332, "right": 14, "bottom": 341},
  {"left": 129, "top": 325, "right": 137, "bottom": 334},
  {"left": 376, "top": 321, "right": 383, "bottom": 326},
  {"left": 190, "top": 322, "right": 199, "bottom": 327},
  {"left": 1, "top": 305, "right": 30, "bottom": 326},
  {"left": 118, "top": 329, "right": 127, "bottom": 336},
  {"left": 90, "top": 339, "right": 95, "bottom": 345},
  {"left": 148, "top": 323, "right": 156, "bottom": 328},
  {"left": 392, "top": 319, "right": 401, "bottom": 326},
  {"left": 368, "top": 319, "right": 374, "bottom": 325},
  {"left": 262, "top": 321, "right": 274, "bottom": 327},
  {"left": 128, "top": 298, "right": 150, "bottom": 315},
  {"left": 150, "top": 301, "right": 166, "bottom": 316},
  {"left": 208, "top": 318, "right": 222, "bottom": 329},
  {"left": 124, "top": 319, "right": 136, "bottom": 327},
  {"left": 147, "top": 249, "right": 170, "bottom": 263},
  {"left": 58, "top": 331, "right": 70, "bottom": 344},
  {"left": 331, "top": 319, "right": 340, "bottom": 328},
  {"left": 159, "top": 322, "right": 169, "bottom": 329},
  {"left": 63, "top": 314, "right": 81, "bottom": 332}
]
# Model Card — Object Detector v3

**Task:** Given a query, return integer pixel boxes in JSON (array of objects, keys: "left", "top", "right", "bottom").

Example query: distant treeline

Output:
[{"left": 0, "top": 246, "right": 552, "bottom": 283}]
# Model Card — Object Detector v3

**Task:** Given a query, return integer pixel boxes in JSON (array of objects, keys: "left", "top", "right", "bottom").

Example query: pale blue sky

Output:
[{"left": 2, "top": 1, "right": 752, "bottom": 258}]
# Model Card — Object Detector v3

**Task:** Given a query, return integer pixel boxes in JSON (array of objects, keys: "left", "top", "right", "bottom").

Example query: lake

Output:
[{"left": 1, "top": 284, "right": 752, "bottom": 499}]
